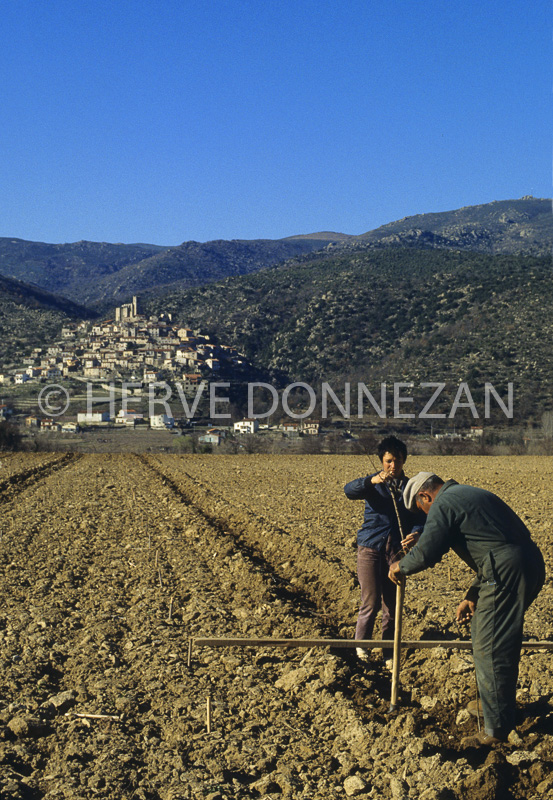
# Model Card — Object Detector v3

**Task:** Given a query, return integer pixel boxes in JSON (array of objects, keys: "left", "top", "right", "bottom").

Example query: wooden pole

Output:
[
  {"left": 191, "top": 636, "right": 553, "bottom": 651},
  {"left": 187, "top": 639, "right": 193, "bottom": 667},
  {"left": 386, "top": 481, "right": 406, "bottom": 712},
  {"left": 206, "top": 696, "right": 212, "bottom": 733},
  {"left": 389, "top": 573, "right": 405, "bottom": 712}
]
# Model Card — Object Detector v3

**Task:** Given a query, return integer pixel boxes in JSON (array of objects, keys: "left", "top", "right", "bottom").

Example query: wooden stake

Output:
[
  {"left": 66, "top": 712, "right": 121, "bottom": 721},
  {"left": 187, "top": 639, "right": 193, "bottom": 667},
  {"left": 390, "top": 573, "right": 405, "bottom": 713},
  {"left": 206, "top": 696, "right": 212, "bottom": 733},
  {"left": 168, "top": 595, "right": 174, "bottom": 620}
]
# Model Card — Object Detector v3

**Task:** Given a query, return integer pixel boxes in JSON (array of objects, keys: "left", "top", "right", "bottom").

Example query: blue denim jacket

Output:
[{"left": 344, "top": 473, "right": 425, "bottom": 551}]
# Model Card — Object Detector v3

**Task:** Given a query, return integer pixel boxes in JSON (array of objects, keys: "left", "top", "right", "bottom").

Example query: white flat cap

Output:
[{"left": 403, "top": 472, "right": 437, "bottom": 511}]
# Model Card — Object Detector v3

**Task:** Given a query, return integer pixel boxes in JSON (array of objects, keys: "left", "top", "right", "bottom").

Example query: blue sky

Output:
[{"left": 0, "top": 0, "right": 550, "bottom": 245}]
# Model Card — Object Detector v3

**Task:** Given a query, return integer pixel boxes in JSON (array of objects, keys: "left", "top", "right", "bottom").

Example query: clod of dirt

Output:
[
  {"left": 344, "top": 774, "right": 369, "bottom": 796},
  {"left": 40, "top": 689, "right": 77, "bottom": 715},
  {"left": 7, "top": 715, "right": 50, "bottom": 738}
]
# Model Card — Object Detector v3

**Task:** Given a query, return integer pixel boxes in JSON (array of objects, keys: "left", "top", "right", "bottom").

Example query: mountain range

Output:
[
  {"left": 0, "top": 197, "right": 550, "bottom": 308},
  {"left": 0, "top": 197, "right": 551, "bottom": 423}
]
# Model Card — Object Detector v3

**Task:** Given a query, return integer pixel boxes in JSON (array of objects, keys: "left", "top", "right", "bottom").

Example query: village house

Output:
[
  {"left": 234, "top": 418, "right": 259, "bottom": 435},
  {"left": 77, "top": 411, "right": 111, "bottom": 425},
  {"left": 143, "top": 369, "right": 162, "bottom": 383},
  {"left": 177, "top": 327, "right": 195, "bottom": 340},
  {"left": 150, "top": 413, "right": 174, "bottom": 429},
  {"left": 26, "top": 366, "right": 42, "bottom": 379},
  {"left": 301, "top": 420, "right": 321, "bottom": 435},
  {"left": 181, "top": 374, "right": 204, "bottom": 393},
  {"left": 61, "top": 421, "right": 80, "bottom": 433},
  {"left": 281, "top": 421, "right": 301, "bottom": 436},
  {"left": 199, "top": 428, "right": 226, "bottom": 446},
  {"left": 116, "top": 409, "right": 144, "bottom": 426},
  {"left": 41, "top": 418, "right": 62, "bottom": 432}
]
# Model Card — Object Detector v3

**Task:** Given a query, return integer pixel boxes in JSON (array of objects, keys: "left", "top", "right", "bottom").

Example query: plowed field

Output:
[{"left": 0, "top": 454, "right": 552, "bottom": 800}]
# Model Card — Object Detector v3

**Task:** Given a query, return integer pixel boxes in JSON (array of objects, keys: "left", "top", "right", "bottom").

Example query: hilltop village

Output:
[{"left": 3, "top": 296, "right": 249, "bottom": 388}]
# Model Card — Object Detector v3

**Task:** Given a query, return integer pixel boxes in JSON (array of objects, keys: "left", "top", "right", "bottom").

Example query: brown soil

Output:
[{"left": 0, "top": 454, "right": 552, "bottom": 800}]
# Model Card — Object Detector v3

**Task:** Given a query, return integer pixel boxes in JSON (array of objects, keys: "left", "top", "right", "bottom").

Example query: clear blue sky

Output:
[{"left": 0, "top": 0, "right": 550, "bottom": 245}]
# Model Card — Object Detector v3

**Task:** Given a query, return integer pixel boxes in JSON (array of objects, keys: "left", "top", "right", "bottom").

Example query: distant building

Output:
[
  {"left": 199, "top": 428, "right": 226, "bottom": 446},
  {"left": 41, "top": 418, "right": 62, "bottom": 432},
  {"left": 150, "top": 413, "right": 174, "bottom": 429},
  {"left": 116, "top": 409, "right": 145, "bottom": 426},
  {"left": 115, "top": 296, "right": 140, "bottom": 322},
  {"left": 77, "top": 411, "right": 111, "bottom": 425},
  {"left": 143, "top": 369, "right": 162, "bottom": 383},
  {"left": 234, "top": 418, "right": 259, "bottom": 435},
  {"left": 302, "top": 420, "right": 321, "bottom": 435},
  {"left": 61, "top": 421, "right": 80, "bottom": 433}
]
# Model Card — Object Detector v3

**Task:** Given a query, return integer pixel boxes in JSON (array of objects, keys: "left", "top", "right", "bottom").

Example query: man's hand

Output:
[
  {"left": 371, "top": 470, "right": 390, "bottom": 485},
  {"left": 456, "top": 599, "right": 476, "bottom": 623},
  {"left": 401, "top": 531, "right": 420, "bottom": 551},
  {"left": 388, "top": 561, "right": 402, "bottom": 585}
]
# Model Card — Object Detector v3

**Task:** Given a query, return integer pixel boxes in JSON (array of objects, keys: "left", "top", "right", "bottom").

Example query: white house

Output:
[
  {"left": 116, "top": 409, "right": 144, "bottom": 426},
  {"left": 143, "top": 369, "right": 162, "bottom": 383},
  {"left": 61, "top": 421, "right": 80, "bottom": 433},
  {"left": 150, "top": 413, "right": 174, "bottom": 429},
  {"left": 77, "top": 411, "right": 111, "bottom": 425},
  {"left": 233, "top": 418, "right": 259, "bottom": 435}
]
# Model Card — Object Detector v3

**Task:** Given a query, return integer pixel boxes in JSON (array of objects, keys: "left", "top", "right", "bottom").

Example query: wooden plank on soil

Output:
[{"left": 193, "top": 637, "right": 553, "bottom": 651}]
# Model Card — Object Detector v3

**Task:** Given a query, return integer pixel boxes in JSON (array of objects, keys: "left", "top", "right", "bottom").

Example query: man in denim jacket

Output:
[{"left": 344, "top": 436, "right": 425, "bottom": 663}]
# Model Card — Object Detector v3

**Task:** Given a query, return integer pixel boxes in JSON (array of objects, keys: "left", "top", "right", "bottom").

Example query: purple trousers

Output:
[{"left": 355, "top": 539, "right": 398, "bottom": 644}]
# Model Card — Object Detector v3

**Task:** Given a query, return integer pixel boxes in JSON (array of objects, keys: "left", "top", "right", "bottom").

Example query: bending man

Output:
[{"left": 388, "top": 472, "right": 545, "bottom": 747}]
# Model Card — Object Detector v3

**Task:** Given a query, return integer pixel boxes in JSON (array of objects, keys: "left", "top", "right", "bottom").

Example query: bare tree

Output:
[{"left": 542, "top": 411, "right": 553, "bottom": 439}]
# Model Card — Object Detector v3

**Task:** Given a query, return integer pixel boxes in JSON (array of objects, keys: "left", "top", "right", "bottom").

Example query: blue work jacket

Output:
[{"left": 344, "top": 473, "right": 425, "bottom": 551}]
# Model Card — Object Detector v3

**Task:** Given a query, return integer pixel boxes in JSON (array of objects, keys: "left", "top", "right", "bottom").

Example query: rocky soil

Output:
[{"left": 0, "top": 454, "right": 552, "bottom": 800}]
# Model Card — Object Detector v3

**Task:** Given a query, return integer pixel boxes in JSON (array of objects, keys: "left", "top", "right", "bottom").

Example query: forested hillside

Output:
[
  {"left": 145, "top": 249, "right": 553, "bottom": 420},
  {"left": 0, "top": 274, "right": 95, "bottom": 365}
]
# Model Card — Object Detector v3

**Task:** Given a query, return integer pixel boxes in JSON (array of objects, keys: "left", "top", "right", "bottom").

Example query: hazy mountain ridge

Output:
[
  {"left": 81, "top": 237, "right": 335, "bottom": 307},
  {"left": 0, "top": 239, "right": 169, "bottom": 302},
  {"left": 0, "top": 198, "right": 550, "bottom": 308}
]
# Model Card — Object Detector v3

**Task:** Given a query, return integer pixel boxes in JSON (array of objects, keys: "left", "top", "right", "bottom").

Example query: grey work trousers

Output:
[
  {"left": 355, "top": 538, "right": 398, "bottom": 645},
  {"left": 471, "top": 543, "right": 545, "bottom": 738}
]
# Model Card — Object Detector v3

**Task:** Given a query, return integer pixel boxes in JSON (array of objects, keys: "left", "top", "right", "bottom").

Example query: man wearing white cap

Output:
[{"left": 388, "top": 472, "right": 545, "bottom": 748}]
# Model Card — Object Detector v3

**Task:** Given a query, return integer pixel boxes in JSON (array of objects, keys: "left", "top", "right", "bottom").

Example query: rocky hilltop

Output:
[
  {"left": 351, "top": 197, "right": 551, "bottom": 255},
  {"left": 0, "top": 198, "right": 550, "bottom": 307}
]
